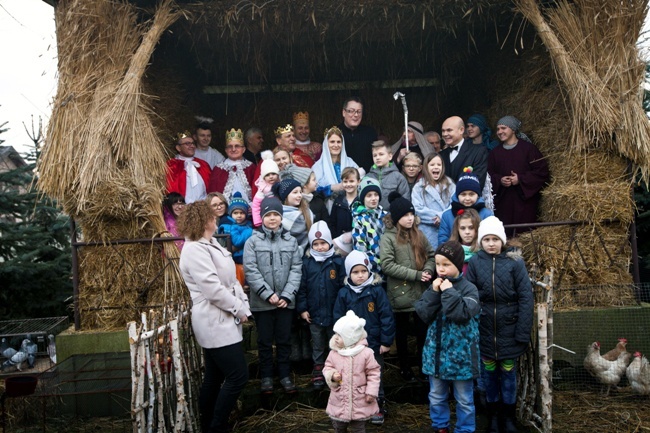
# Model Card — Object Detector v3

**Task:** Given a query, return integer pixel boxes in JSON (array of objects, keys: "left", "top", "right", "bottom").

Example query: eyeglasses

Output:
[
  {"left": 179, "top": 141, "right": 195, "bottom": 147},
  {"left": 344, "top": 108, "right": 363, "bottom": 116},
  {"left": 403, "top": 165, "right": 421, "bottom": 169},
  {"left": 225, "top": 145, "right": 245, "bottom": 150},
  {"left": 215, "top": 203, "right": 226, "bottom": 208}
]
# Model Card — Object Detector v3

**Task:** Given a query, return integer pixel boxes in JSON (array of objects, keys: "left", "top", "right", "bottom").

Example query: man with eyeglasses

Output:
[
  {"left": 208, "top": 128, "right": 257, "bottom": 202},
  {"left": 166, "top": 131, "right": 211, "bottom": 204},
  {"left": 193, "top": 118, "right": 225, "bottom": 169},
  {"left": 338, "top": 96, "right": 378, "bottom": 172}
]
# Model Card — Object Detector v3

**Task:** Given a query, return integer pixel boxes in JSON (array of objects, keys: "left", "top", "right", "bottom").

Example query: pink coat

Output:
[{"left": 323, "top": 338, "right": 381, "bottom": 422}]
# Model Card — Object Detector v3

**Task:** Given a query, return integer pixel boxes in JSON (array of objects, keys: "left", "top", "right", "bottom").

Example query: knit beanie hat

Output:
[
  {"left": 333, "top": 310, "right": 368, "bottom": 348},
  {"left": 308, "top": 220, "right": 333, "bottom": 248},
  {"left": 455, "top": 166, "right": 481, "bottom": 195},
  {"left": 260, "top": 196, "right": 283, "bottom": 219},
  {"left": 388, "top": 191, "right": 414, "bottom": 223},
  {"left": 435, "top": 241, "right": 465, "bottom": 275},
  {"left": 260, "top": 159, "right": 280, "bottom": 179},
  {"left": 358, "top": 176, "right": 382, "bottom": 204},
  {"left": 478, "top": 216, "right": 507, "bottom": 245},
  {"left": 228, "top": 191, "right": 249, "bottom": 215},
  {"left": 281, "top": 164, "right": 312, "bottom": 186},
  {"left": 272, "top": 178, "right": 302, "bottom": 203},
  {"left": 345, "top": 250, "right": 371, "bottom": 277}
]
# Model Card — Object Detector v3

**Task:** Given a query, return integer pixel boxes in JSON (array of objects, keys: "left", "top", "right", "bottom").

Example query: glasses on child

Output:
[{"left": 404, "top": 165, "right": 421, "bottom": 169}]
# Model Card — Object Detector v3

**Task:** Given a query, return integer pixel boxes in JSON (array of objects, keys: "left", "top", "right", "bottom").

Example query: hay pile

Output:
[{"left": 38, "top": 0, "right": 187, "bottom": 330}]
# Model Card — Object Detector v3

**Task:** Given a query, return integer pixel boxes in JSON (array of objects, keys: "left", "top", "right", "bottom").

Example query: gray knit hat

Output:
[
  {"left": 260, "top": 196, "right": 283, "bottom": 219},
  {"left": 280, "top": 163, "right": 312, "bottom": 186}
]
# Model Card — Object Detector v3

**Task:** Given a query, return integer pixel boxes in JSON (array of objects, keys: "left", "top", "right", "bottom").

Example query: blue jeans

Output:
[
  {"left": 428, "top": 377, "right": 475, "bottom": 433},
  {"left": 482, "top": 358, "right": 517, "bottom": 405}
]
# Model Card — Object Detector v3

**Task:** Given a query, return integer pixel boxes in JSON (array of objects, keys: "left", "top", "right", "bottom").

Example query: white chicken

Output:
[
  {"left": 626, "top": 352, "right": 650, "bottom": 396},
  {"left": 584, "top": 341, "right": 631, "bottom": 396},
  {"left": 1, "top": 339, "right": 30, "bottom": 372}
]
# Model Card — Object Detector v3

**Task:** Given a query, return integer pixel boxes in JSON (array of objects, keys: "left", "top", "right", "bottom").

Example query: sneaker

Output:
[
  {"left": 280, "top": 376, "right": 298, "bottom": 394},
  {"left": 370, "top": 410, "right": 384, "bottom": 426},
  {"left": 312, "top": 364, "right": 325, "bottom": 390},
  {"left": 260, "top": 377, "right": 274, "bottom": 394}
]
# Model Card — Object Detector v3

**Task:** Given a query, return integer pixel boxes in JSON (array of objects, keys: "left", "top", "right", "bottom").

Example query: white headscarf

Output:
[
  {"left": 391, "top": 121, "right": 435, "bottom": 158},
  {"left": 313, "top": 130, "right": 360, "bottom": 188}
]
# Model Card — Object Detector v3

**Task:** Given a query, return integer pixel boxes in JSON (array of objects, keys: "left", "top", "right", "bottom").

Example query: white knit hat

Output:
[
  {"left": 345, "top": 250, "right": 371, "bottom": 277},
  {"left": 260, "top": 159, "right": 280, "bottom": 178},
  {"left": 308, "top": 220, "right": 332, "bottom": 248},
  {"left": 478, "top": 216, "right": 507, "bottom": 245},
  {"left": 333, "top": 310, "right": 367, "bottom": 348}
]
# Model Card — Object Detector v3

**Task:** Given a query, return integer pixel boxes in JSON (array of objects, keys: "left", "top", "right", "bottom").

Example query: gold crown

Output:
[
  {"left": 293, "top": 111, "right": 309, "bottom": 123},
  {"left": 225, "top": 128, "right": 244, "bottom": 144},
  {"left": 274, "top": 124, "right": 294, "bottom": 136},
  {"left": 175, "top": 130, "right": 193, "bottom": 141},
  {"left": 324, "top": 126, "right": 343, "bottom": 138}
]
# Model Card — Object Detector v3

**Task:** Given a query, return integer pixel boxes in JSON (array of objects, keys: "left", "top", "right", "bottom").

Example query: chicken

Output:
[
  {"left": 626, "top": 352, "right": 650, "bottom": 396},
  {"left": 1, "top": 337, "right": 17, "bottom": 360},
  {"left": 1, "top": 339, "right": 30, "bottom": 372},
  {"left": 584, "top": 341, "right": 631, "bottom": 395},
  {"left": 602, "top": 338, "right": 628, "bottom": 361}
]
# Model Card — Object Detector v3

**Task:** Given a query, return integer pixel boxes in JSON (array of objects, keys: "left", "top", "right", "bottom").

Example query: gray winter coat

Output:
[
  {"left": 243, "top": 226, "right": 303, "bottom": 312},
  {"left": 367, "top": 163, "right": 410, "bottom": 210}
]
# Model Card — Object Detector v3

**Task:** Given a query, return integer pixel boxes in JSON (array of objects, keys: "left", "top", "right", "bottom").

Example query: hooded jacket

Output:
[
  {"left": 333, "top": 274, "right": 395, "bottom": 353},
  {"left": 296, "top": 251, "right": 346, "bottom": 327},
  {"left": 243, "top": 226, "right": 303, "bottom": 311},
  {"left": 466, "top": 248, "right": 534, "bottom": 360},
  {"left": 366, "top": 162, "right": 410, "bottom": 210},
  {"left": 411, "top": 177, "right": 455, "bottom": 249},
  {"left": 379, "top": 216, "right": 436, "bottom": 312}
]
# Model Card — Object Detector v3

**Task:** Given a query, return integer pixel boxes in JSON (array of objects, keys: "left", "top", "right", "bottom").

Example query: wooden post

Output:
[{"left": 536, "top": 269, "right": 554, "bottom": 433}]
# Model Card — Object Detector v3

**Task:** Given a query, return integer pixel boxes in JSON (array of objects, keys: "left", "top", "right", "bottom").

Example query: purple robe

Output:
[{"left": 488, "top": 139, "right": 549, "bottom": 234}]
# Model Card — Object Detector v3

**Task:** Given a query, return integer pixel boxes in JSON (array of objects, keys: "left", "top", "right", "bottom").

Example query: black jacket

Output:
[
  {"left": 440, "top": 138, "right": 488, "bottom": 189},
  {"left": 466, "top": 249, "right": 534, "bottom": 360}
]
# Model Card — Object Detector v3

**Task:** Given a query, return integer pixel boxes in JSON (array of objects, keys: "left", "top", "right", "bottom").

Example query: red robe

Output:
[
  {"left": 208, "top": 159, "right": 257, "bottom": 201},
  {"left": 488, "top": 139, "right": 549, "bottom": 234},
  {"left": 166, "top": 157, "right": 211, "bottom": 198}
]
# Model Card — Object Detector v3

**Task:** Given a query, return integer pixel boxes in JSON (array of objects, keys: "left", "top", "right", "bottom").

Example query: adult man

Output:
[
  {"left": 275, "top": 124, "right": 314, "bottom": 167},
  {"left": 439, "top": 116, "right": 488, "bottom": 189},
  {"left": 488, "top": 116, "right": 549, "bottom": 235},
  {"left": 193, "top": 120, "right": 225, "bottom": 169},
  {"left": 244, "top": 127, "right": 264, "bottom": 164},
  {"left": 208, "top": 128, "right": 256, "bottom": 202},
  {"left": 292, "top": 111, "right": 322, "bottom": 162},
  {"left": 166, "top": 131, "right": 211, "bottom": 203},
  {"left": 338, "top": 96, "right": 378, "bottom": 172},
  {"left": 424, "top": 131, "right": 443, "bottom": 153}
]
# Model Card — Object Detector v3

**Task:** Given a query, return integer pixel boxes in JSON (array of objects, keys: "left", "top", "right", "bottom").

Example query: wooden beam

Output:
[{"left": 203, "top": 78, "right": 439, "bottom": 95}]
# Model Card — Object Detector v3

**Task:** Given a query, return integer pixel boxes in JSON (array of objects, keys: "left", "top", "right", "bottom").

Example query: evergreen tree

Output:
[{"left": 0, "top": 118, "right": 72, "bottom": 319}]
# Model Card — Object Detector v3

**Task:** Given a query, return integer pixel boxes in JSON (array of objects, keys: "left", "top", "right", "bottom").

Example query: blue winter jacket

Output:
[
  {"left": 333, "top": 276, "right": 396, "bottom": 354},
  {"left": 415, "top": 276, "right": 481, "bottom": 381},
  {"left": 437, "top": 195, "right": 493, "bottom": 245},
  {"left": 218, "top": 216, "right": 253, "bottom": 263},
  {"left": 296, "top": 252, "right": 346, "bottom": 327},
  {"left": 466, "top": 249, "right": 534, "bottom": 360}
]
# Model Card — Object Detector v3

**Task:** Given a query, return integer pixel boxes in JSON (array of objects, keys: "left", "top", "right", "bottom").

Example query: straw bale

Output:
[
  {"left": 517, "top": 225, "right": 634, "bottom": 309},
  {"left": 539, "top": 181, "right": 635, "bottom": 225}
]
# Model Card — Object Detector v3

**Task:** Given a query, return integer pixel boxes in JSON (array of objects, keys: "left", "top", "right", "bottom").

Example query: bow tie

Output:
[{"left": 450, "top": 147, "right": 459, "bottom": 153}]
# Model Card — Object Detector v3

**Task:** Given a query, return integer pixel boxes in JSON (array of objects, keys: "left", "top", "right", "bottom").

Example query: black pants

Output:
[
  {"left": 200, "top": 343, "right": 249, "bottom": 433},
  {"left": 253, "top": 308, "right": 294, "bottom": 378},
  {"left": 394, "top": 311, "right": 427, "bottom": 371}
]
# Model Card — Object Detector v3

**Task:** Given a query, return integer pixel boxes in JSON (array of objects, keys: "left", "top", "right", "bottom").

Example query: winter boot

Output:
[
  {"left": 370, "top": 398, "right": 386, "bottom": 425},
  {"left": 311, "top": 364, "right": 325, "bottom": 390},
  {"left": 485, "top": 402, "right": 501, "bottom": 433},
  {"left": 501, "top": 403, "right": 520, "bottom": 433}
]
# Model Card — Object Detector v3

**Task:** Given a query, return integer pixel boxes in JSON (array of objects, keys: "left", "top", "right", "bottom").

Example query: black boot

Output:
[
  {"left": 501, "top": 403, "right": 519, "bottom": 433},
  {"left": 485, "top": 402, "right": 500, "bottom": 433}
]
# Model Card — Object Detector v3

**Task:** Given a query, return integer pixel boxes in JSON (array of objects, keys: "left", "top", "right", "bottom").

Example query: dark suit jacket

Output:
[{"left": 440, "top": 139, "right": 489, "bottom": 188}]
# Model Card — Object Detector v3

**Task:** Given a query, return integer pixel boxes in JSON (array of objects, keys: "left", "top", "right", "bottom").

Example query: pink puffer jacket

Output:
[{"left": 323, "top": 338, "right": 381, "bottom": 422}]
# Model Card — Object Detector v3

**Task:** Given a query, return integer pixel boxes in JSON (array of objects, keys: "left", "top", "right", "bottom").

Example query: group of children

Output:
[{"left": 200, "top": 137, "right": 533, "bottom": 433}]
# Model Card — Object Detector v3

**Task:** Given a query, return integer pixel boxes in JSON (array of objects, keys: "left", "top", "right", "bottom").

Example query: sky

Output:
[
  {"left": 0, "top": 0, "right": 57, "bottom": 155},
  {"left": 0, "top": 1, "right": 649, "bottom": 156}
]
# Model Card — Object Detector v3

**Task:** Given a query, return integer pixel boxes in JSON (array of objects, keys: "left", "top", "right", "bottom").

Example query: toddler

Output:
[{"left": 252, "top": 151, "right": 280, "bottom": 227}]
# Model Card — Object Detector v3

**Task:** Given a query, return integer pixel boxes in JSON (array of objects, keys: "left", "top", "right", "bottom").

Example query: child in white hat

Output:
[{"left": 323, "top": 310, "right": 381, "bottom": 433}]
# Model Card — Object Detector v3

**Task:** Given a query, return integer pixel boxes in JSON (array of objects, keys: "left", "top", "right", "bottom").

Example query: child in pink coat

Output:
[
  {"left": 252, "top": 151, "right": 280, "bottom": 227},
  {"left": 323, "top": 310, "right": 382, "bottom": 433}
]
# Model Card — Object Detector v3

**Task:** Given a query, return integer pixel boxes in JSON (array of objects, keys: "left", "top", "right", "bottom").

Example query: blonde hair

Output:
[{"left": 341, "top": 167, "right": 360, "bottom": 181}]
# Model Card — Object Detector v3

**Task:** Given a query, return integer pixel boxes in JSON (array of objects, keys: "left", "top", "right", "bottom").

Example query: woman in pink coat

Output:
[{"left": 323, "top": 311, "right": 381, "bottom": 433}]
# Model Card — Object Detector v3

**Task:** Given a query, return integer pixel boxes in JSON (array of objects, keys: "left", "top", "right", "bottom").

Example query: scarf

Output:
[
  {"left": 310, "top": 247, "right": 334, "bottom": 262},
  {"left": 452, "top": 199, "right": 485, "bottom": 217},
  {"left": 348, "top": 273, "right": 375, "bottom": 293},
  {"left": 313, "top": 134, "right": 360, "bottom": 188},
  {"left": 391, "top": 121, "right": 434, "bottom": 157}
]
